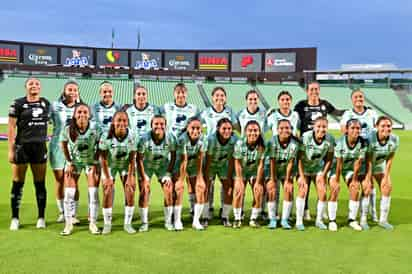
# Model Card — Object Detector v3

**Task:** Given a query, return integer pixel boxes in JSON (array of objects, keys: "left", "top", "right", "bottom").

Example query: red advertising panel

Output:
[
  {"left": 0, "top": 43, "right": 20, "bottom": 63},
  {"left": 198, "top": 52, "right": 229, "bottom": 71}
]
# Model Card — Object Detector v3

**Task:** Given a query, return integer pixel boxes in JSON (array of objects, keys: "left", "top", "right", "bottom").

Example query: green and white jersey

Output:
[
  {"left": 368, "top": 131, "right": 399, "bottom": 173},
  {"left": 266, "top": 136, "right": 299, "bottom": 179},
  {"left": 62, "top": 122, "right": 100, "bottom": 166},
  {"left": 237, "top": 107, "right": 267, "bottom": 137},
  {"left": 175, "top": 133, "right": 207, "bottom": 177},
  {"left": 91, "top": 102, "right": 121, "bottom": 135},
  {"left": 206, "top": 132, "right": 238, "bottom": 170},
  {"left": 233, "top": 138, "right": 265, "bottom": 178},
  {"left": 98, "top": 130, "right": 136, "bottom": 170},
  {"left": 340, "top": 107, "right": 378, "bottom": 138},
  {"left": 50, "top": 99, "right": 76, "bottom": 143},
  {"left": 138, "top": 132, "right": 177, "bottom": 177},
  {"left": 125, "top": 103, "right": 160, "bottom": 138},
  {"left": 300, "top": 131, "right": 335, "bottom": 175},
  {"left": 333, "top": 135, "right": 368, "bottom": 177},
  {"left": 266, "top": 109, "right": 300, "bottom": 136},
  {"left": 200, "top": 106, "right": 237, "bottom": 136},
  {"left": 161, "top": 102, "right": 199, "bottom": 138}
]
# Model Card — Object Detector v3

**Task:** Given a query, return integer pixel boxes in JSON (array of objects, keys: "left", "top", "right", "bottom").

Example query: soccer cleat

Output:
[
  {"left": 71, "top": 217, "right": 80, "bottom": 225},
  {"left": 296, "top": 224, "right": 305, "bottom": 231},
  {"left": 102, "top": 224, "right": 112, "bottom": 235},
  {"left": 249, "top": 219, "right": 260, "bottom": 228},
  {"left": 360, "top": 221, "right": 370, "bottom": 230},
  {"left": 315, "top": 221, "right": 327, "bottom": 230},
  {"left": 192, "top": 222, "right": 205, "bottom": 231},
  {"left": 209, "top": 207, "right": 214, "bottom": 219},
  {"left": 60, "top": 223, "right": 73, "bottom": 236},
  {"left": 164, "top": 223, "right": 175, "bottom": 231},
  {"left": 139, "top": 223, "right": 149, "bottom": 233},
  {"left": 233, "top": 220, "right": 242, "bottom": 229},
  {"left": 304, "top": 210, "right": 311, "bottom": 221},
  {"left": 201, "top": 218, "right": 209, "bottom": 228},
  {"left": 124, "top": 224, "right": 137, "bottom": 234},
  {"left": 36, "top": 218, "right": 46, "bottom": 229},
  {"left": 281, "top": 219, "right": 292, "bottom": 229},
  {"left": 222, "top": 218, "right": 232, "bottom": 227},
  {"left": 89, "top": 223, "right": 101, "bottom": 235},
  {"left": 267, "top": 219, "right": 277, "bottom": 229},
  {"left": 10, "top": 218, "right": 19, "bottom": 231},
  {"left": 174, "top": 221, "right": 184, "bottom": 231},
  {"left": 328, "top": 222, "right": 338, "bottom": 232},
  {"left": 349, "top": 221, "right": 362, "bottom": 231},
  {"left": 260, "top": 211, "right": 268, "bottom": 221},
  {"left": 378, "top": 222, "right": 394, "bottom": 230},
  {"left": 56, "top": 214, "right": 65, "bottom": 223}
]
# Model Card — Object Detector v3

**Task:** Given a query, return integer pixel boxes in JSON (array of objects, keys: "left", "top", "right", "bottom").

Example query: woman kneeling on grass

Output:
[
  {"left": 174, "top": 116, "right": 207, "bottom": 230},
  {"left": 60, "top": 104, "right": 100, "bottom": 236},
  {"left": 232, "top": 120, "right": 265, "bottom": 228},
  {"left": 99, "top": 111, "right": 137, "bottom": 234}
]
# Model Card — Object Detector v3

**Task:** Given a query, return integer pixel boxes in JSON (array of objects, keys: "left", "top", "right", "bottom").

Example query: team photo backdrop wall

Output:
[
  {"left": 23, "top": 45, "right": 58, "bottom": 65},
  {"left": 61, "top": 47, "right": 94, "bottom": 66},
  {"left": 0, "top": 43, "right": 20, "bottom": 64},
  {"left": 231, "top": 53, "right": 262, "bottom": 72},
  {"left": 198, "top": 52, "right": 229, "bottom": 71},
  {"left": 96, "top": 49, "right": 129, "bottom": 67},
  {"left": 265, "top": 52, "right": 296, "bottom": 72},
  {"left": 164, "top": 52, "right": 195, "bottom": 71},
  {"left": 131, "top": 51, "right": 162, "bottom": 70}
]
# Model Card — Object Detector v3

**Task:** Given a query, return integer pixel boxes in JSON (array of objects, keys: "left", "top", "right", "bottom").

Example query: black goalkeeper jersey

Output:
[
  {"left": 9, "top": 97, "right": 50, "bottom": 144},
  {"left": 294, "top": 99, "right": 344, "bottom": 134}
]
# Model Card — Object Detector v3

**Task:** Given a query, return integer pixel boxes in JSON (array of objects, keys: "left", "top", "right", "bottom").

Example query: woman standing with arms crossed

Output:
[{"left": 8, "top": 77, "right": 50, "bottom": 230}]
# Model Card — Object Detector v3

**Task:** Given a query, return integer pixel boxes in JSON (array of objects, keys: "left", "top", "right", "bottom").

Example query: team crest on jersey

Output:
[{"left": 32, "top": 107, "right": 43, "bottom": 117}]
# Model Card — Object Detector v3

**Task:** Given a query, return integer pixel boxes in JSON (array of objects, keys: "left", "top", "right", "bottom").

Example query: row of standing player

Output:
[{"left": 8, "top": 79, "right": 398, "bottom": 235}]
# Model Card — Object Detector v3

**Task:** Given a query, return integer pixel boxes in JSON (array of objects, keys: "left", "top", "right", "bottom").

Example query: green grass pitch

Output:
[{"left": 0, "top": 129, "right": 411, "bottom": 274}]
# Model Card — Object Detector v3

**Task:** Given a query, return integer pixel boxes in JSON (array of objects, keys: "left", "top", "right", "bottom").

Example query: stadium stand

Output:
[
  {"left": 1, "top": 75, "right": 412, "bottom": 128},
  {"left": 361, "top": 87, "right": 412, "bottom": 127},
  {"left": 202, "top": 82, "right": 254, "bottom": 112},
  {"left": 140, "top": 80, "right": 206, "bottom": 109}
]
